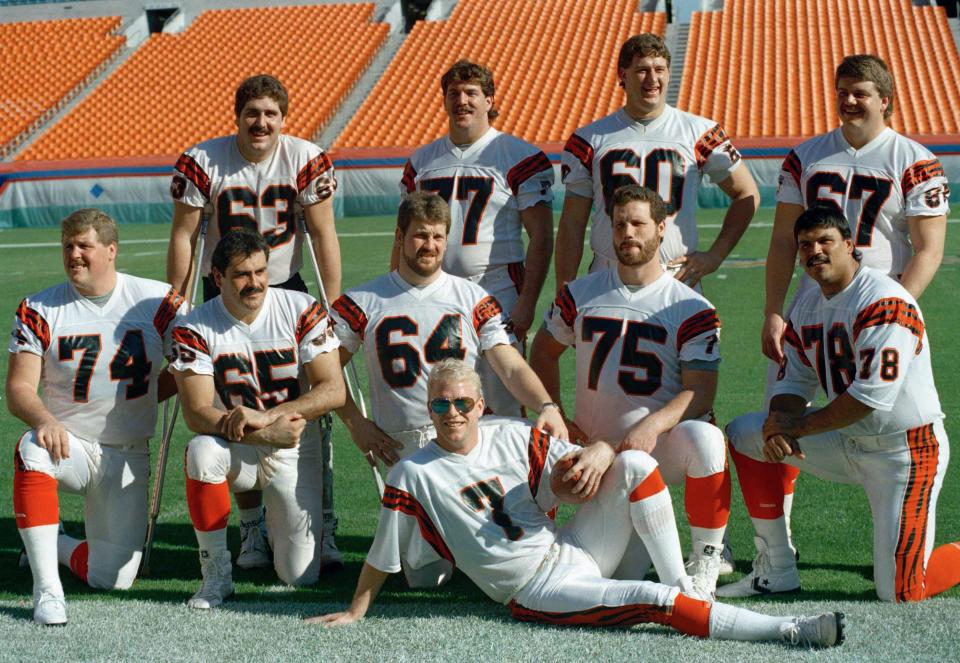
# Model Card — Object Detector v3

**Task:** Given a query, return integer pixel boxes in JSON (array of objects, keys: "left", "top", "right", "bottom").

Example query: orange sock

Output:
[
  {"left": 69, "top": 541, "right": 89, "bottom": 583},
  {"left": 13, "top": 466, "right": 59, "bottom": 529},
  {"left": 629, "top": 468, "right": 667, "bottom": 502},
  {"left": 781, "top": 464, "right": 801, "bottom": 496},
  {"left": 685, "top": 469, "right": 731, "bottom": 529},
  {"left": 669, "top": 593, "right": 711, "bottom": 638},
  {"left": 921, "top": 542, "right": 960, "bottom": 599},
  {"left": 185, "top": 477, "right": 230, "bottom": 531},
  {"left": 729, "top": 445, "right": 784, "bottom": 519}
]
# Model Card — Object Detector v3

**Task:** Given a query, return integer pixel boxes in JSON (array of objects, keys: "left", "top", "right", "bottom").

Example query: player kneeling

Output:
[
  {"left": 9, "top": 209, "right": 185, "bottom": 625},
  {"left": 307, "top": 360, "right": 844, "bottom": 648},
  {"left": 170, "top": 231, "right": 345, "bottom": 608}
]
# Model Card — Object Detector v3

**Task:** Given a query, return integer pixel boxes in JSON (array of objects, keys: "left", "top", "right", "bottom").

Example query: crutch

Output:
[
  {"left": 299, "top": 217, "right": 386, "bottom": 498},
  {"left": 140, "top": 216, "right": 208, "bottom": 576}
]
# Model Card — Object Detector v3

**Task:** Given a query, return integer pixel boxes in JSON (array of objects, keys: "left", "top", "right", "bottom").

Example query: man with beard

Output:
[
  {"left": 167, "top": 74, "right": 343, "bottom": 571},
  {"left": 170, "top": 231, "right": 345, "bottom": 609},
  {"left": 722, "top": 206, "right": 960, "bottom": 602},
  {"left": 530, "top": 185, "right": 729, "bottom": 596},
  {"left": 330, "top": 193, "right": 566, "bottom": 586}
]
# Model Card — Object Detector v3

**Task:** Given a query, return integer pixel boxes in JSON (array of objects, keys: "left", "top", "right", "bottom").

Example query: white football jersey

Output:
[
  {"left": 543, "top": 269, "right": 721, "bottom": 442},
  {"left": 9, "top": 274, "right": 185, "bottom": 448},
  {"left": 330, "top": 271, "right": 515, "bottom": 434},
  {"left": 401, "top": 128, "right": 554, "bottom": 285},
  {"left": 170, "top": 134, "right": 334, "bottom": 284},
  {"left": 169, "top": 287, "right": 338, "bottom": 411},
  {"left": 777, "top": 127, "right": 950, "bottom": 277},
  {"left": 774, "top": 267, "right": 943, "bottom": 436},
  {"left": 561, "top": 106, "right": 742, "bottom": 268},
  {"left": 366, "top": 417, "right": 578, "bottom": 604}
]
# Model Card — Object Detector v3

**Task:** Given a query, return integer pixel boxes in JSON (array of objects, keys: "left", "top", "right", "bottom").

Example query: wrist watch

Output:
[{"left": 539, "top": 402, "right": 561, "bottom": 414}]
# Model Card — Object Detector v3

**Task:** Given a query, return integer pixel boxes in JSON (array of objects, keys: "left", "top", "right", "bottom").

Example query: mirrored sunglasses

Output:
[{"left": 429, "top": 397, "right": 477, "bottom": 415}]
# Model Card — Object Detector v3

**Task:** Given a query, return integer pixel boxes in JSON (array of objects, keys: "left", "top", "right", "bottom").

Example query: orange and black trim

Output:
[
  {"left": 472, "top": 295, "right": 504, "bottom": 333},
  {"left": 781, "top": 150, "right": 802, "bottom": 187},
  {"left": 296, "top": 301, "right": 328, "bottom": 344},
  {"left": 676, "top": 308, "right": 721, "bottom": 351},
  {"left": 382, "top": 485, "right": 454, "bottom": 563},
  {"left": 15, "top": 299, "right": 50, "bottom": 351},
  {"left": 895, "top": 423, "right": 940, "bottom": 602},
  {"left": 554, "top": 285, "right": 577, "bottom": 327},
  {"left": 527, "top": 427, "right": 551, "bottom": 498},
  {"left": 853, "top": 297, "right": 924, "bottom": 353},
  {"left": 331, "top": 294, "right": 368, "bottom": 339},
  {"left": 694, "top": 124, "right": 729, "bottom": 168},
  {"left": 400, "top": 161, "right": 417, "bottom": 193},
  {"left": 297, "top": 152, "right": 333, "bottom": 193},
  {"left": 901, "top": 159, "right": 945, "bottom": 196},
  {"left": 783, "top": 322, "right": 812, "bottom": 367},
  {"left": 171, "top": 326, "right": 210, "bottom": 356},
  {"left": 507, "top": 152, "right": 552, "bottom": 196},
  {"left": 153, "top": 287, "right": 186, "bottom": 337},
  {"left": 174, "top": 153, "right": 211, "bottom": 200},
  {"left": 563, "top": 133, "right": 594, "bottom": 175}
]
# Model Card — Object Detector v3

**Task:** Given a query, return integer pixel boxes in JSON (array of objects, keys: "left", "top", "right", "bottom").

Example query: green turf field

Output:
[{"left": 0, "top": 210, "right": 957, "bottom": 660}]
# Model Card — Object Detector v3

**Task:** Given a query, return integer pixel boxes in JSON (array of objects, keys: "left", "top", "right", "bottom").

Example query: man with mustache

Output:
[
  {"left": 555, "top": 33, "right": 759, "bottom": 293},
  {"left": 735, "top": 54, "right": 951, "bottom": 597},
  {"left": 721, "top": 206, "right": 960, "bottom": 602},
  {"left": 530, "top": 185, "right": 728, "bottom": 596},
  {"left": 170, "top": 231, "right": 345, "bottom": 609},
  {"left": 167, "top": 74, "right": 344, "bottom": 571},
  {"left": 9, "top": 209, "right": 185, "bottom": 625},
  {"left": 398, "top": 60, "right": 555, "bottom": 417},
  {"left": 330, "top": 192, "right": 566, "bottom": 587}
]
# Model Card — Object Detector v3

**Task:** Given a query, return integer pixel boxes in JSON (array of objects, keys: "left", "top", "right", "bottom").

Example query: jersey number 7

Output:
[{"left": 58, "top": 331, "right": 152, "bottom": 402}]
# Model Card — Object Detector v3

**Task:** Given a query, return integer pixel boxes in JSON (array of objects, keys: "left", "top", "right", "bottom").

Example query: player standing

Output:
[
  {"left": 719, "top": 206, "right": 960, "bottom": 601},
  {"left": 554, "top": 33, "right": 759, "bottom": 291},
  {"left": 530, "top": 186, "right": 729, "bottom": 594},
  {"left": 167, "top": 74, "right": 343, "bottom": 570},
  {"left": 308, "top": 359, "right": 844, "bottom": 649},
  {"left": 757, "top": 54, "right": 950, "bottom": 561},
  {"left": 9, "top": 209, "right": 185, "bottom": 625},
  {"left": 398, "top": 60, "right": 555, "bottom": 415},
  {"left": 170, "top": 231, "right": 345, "bottom": 609}
]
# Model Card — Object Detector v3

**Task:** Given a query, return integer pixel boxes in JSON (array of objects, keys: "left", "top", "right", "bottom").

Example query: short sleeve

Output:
[
  {"left": 560, "top": 132, "right": 595, "bottom": 199},
  {"left": 775, "top": 150, "right": 803, "bottom": 206},
  {"left": 541, "top": 286, "right": 577, "bottom": 347},
  {"left": 296, "top": 150, "right": 335, "bottom": 207},
  {"left": 902, "top": 158, "right": 950, "bottom": 218},
  {"left": 508, "top": 151, "right": 555, "bottom": 210},
  {"left": 695, "top": 123, "right": 743, "bottom": 184},
  {"left": 9, "top": 299, "right": 49, "bottom": 356},
  {"left": 296, "top": 300, "right": 340, "bottom": 365},
  {"left": 473, "top": 295, "right": 516, "bottom": 351},
  {"left": 169, "top": 324, "right": 213, "bottom": 376},
  {"left": 676, "top": 307, "right": 721, "bottom": 363},
  {"left": 171, "top": 151, "right": 210, "bottom": 208},
  {"left": 330, "top": 294, "right": 366, "bottom": 355}
]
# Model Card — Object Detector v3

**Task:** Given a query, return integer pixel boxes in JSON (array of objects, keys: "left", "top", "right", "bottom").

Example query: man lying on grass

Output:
[{"left": 307, "top": 359, "right": 845, "bottom": 648}]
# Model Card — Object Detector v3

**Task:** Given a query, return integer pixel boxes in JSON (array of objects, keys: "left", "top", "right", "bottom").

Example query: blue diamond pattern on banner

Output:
[{"left": 90, "top": 184, "right": 104, "bottom": 198}]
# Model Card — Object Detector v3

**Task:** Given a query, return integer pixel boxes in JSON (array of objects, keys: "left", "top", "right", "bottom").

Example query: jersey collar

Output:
[
  {"left": 617, "top": 105, "right": 672, "bottom": 134},
  {"left": 836, "top": 125, "right": 893, "bottom": 158},
  {"left": 444, "top": 127, "right": 499, "bottom": 159}
]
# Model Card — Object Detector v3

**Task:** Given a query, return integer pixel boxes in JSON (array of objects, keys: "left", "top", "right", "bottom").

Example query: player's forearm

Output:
[
  {"left": 764, "top": 236, "right": 800, "bottom": 315},
  {"left": 488, "top": 346, "right": 553, "bottom": 412},
  {"left": 278, "top": 378, "right": 347, "bottom": 422},
  {"left": 345, "top": 562, "right": 391, "bottom": 619},
  {"left": 334, "top": 388, "right": 366, "bottom": 431},
  {"left": 899, "top": 248, "right": 942, "bottom": 300},
  {"left": 166, "top": 230, "right": 195, "bottom": 296},
  {"left": 517, "top": 205, "right": 553, "bottom": 307},
  {"left": 707, "top": 195, "right": 755, "bottom": 264},
  {"left": 554, "top": 197, "right": 591, "bottom": 290},
  {"left": 313, "top": 236, "right": 342, "bottom": 302},
  {"left": 180, "top": 402, "right": 228, "bottom": 437},
  {"left": 527, "top": 333, "right": 563, "bottom": 406},
  {"left": 6, "top": 382, "right": 58, "bottom": 430},
  {"left": 637, "top": 391, "right": 700, "bottom": 438},
  {"left": 793, "top": 392, "right": 873, "bottom": 438}
]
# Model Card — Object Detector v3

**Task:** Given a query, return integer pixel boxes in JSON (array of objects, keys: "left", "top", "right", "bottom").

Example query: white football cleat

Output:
[
  {"left": 236, "top": 517, "right": 271, "bottom": 570},
  {"left": 678, "top": 574, "right": 715, "bottom": 603},
  {"left": 781, "top": 612, "right": 845, "bottom": 648},
  {"left": 320, "top": 517, "right": 344, "bottom": 573},
  {"left": 716, "top": 536, "right": 800, "bottom": 598},
  {"left": 188, "top": 552, "right": 234, "bottom": 610},
  {"left": 719, "top": 536, "right": 735, "bottom": 575},
  {"left": 33, "top": 589, "right": 67, "bottom": 626},
  {"left": 685, "top": 540, "right": 722, "bottom": 597}
]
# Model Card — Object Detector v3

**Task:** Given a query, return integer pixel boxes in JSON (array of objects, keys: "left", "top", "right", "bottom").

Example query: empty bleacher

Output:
[
  {"left": 678, "top": 0, "right": 960, "bottom": 138},
  {"left": 18, "top": 4, "right": 388, "bottom": 161},
  {"left": 334, "top": 0, "right": 667, "bottom": 148},
  {"left": 0, "top": 16, "right": 123, "bottom": 158}
]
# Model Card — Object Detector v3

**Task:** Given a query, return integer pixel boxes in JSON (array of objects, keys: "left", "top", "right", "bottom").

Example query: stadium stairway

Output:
[
  {"left": 665, "top": 21, "right": 689, "bottom": 106},
  {"left": 315, "top": 31, "right": 406, "bottom": 148}
]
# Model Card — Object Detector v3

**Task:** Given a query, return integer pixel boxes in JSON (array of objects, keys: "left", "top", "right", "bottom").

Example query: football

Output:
[{"left": 550, "top": 456, "right": 593, "bottom": 505}]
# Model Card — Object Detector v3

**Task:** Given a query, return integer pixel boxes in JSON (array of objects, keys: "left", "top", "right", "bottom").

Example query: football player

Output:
[
  {"left": 555, "top": 33, "right": 759, "bottom": 291},
  {"left": 167, "top": 74, "right": 343, "bottom": 571},
  {"left": 307, "top": 359, "right": 844, "bottom": 649},
  {"left": 719, "top": 206, "right": 960, "bottom": 601},
  {"left": 531, "top": 185, "right": 729, "bottom": 594},
  {"left": 170, "top": 231, "right": 345, "bottom": 609},
  {"left": 398, "top": 60, "right": 555, "bottom": 415},
  {"left": 758, "top": 54, "right": 950, "bottom": 562},
  {"left": 9, "top": 209, "right": 185, "bottom": 625}
]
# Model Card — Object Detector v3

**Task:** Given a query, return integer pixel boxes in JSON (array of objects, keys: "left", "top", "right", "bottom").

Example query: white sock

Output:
[
  {"left": 194, "top": 528, "right": 228, "bottom": 558},
  {"left": 752, "top": 516, "right": 795, "bottom": 559},
  {"left": 57, "top": 533, "right": 82, "bottom": 567},
  {"left": 709, "top": 601, "right": 792, "bottom": 641},
  {"left": 690, "top": 526, "right": 725, "bottom": 552},
  {"left": 20, "top": 524, "right": 63, "bottom": 597},
  {"left": 630, "top": 489, "right": 687, "bottom": 586},
  {"left": 783, "top": 492, "right": 795, "bottom": 541},
  {"left": 238, "top": 507, "right": 263, "bottom": 527}
]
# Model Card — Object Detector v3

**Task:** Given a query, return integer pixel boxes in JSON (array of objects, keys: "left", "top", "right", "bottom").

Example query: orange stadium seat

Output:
[
  {"left": 677, "top": 0, "right": 960, "bottom": 139},
  {"left": 0, "top": 16, "right": 123, "bottom": 158},
  {"left": 18, "top": 4, "right": 388, "bottom": 161},
  {"left": 334, "top": 0, "right": 666, "bottom": 148}
]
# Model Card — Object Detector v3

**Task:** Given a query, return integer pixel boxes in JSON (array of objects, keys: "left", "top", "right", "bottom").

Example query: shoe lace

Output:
[{"left": 782, "top": 616, "right": 821, "bottom": 647}]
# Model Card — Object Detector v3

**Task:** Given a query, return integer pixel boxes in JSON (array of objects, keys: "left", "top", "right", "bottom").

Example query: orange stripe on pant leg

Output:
[
  {"left": 185, "top": 477, "right": 230, "bottom": 531},
  {"left": 685, "top": 468, "right": 731, "bottom": 529},
  {"left": 780, "top": 464, "right": 800, "bottom": 495},
  {"left": 895, "top": 424, "right": 939, "bottom": 602},
  {"left": 729, "top": 445, "right": 784, "bottom": 519},
  {"left": 13, "top": 464, "right": 59, "bottom": 529},
  {"left": 668, "top": 593, "right": 711, "bottom": 638},
  {"left": 922, "top": 542, "right": 960, "bottom": 598},
  {"left": 629, "top": 468, "right": 667, "bottom": 502},
  {"left": 69, "top": 541, "right": 89, "bottom": 583}
]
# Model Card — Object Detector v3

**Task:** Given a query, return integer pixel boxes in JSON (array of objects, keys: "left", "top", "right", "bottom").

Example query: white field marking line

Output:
[{"left": 1, "top": 218, "right": 957, "bottom": 249}]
